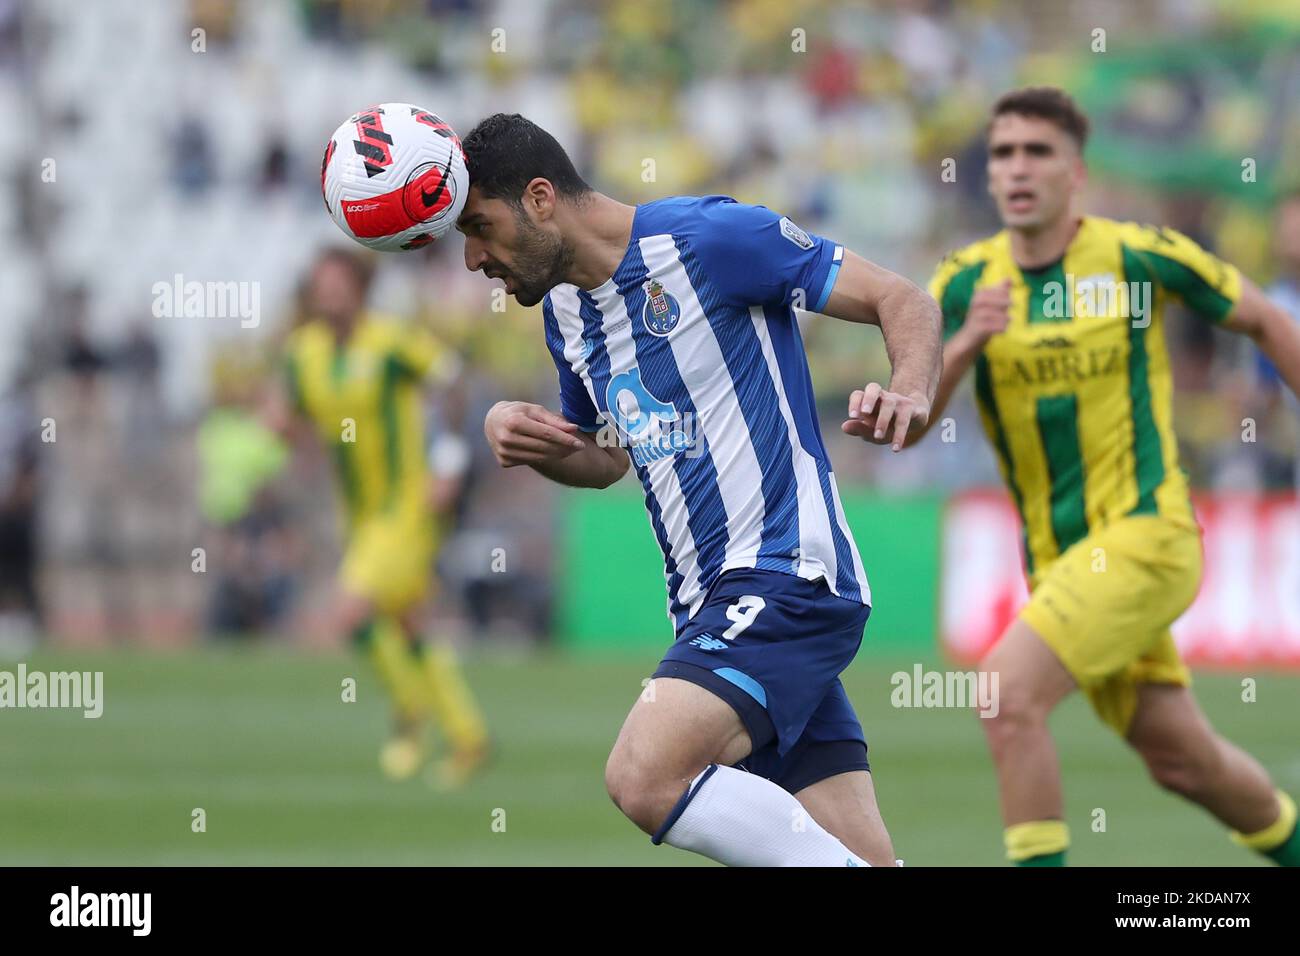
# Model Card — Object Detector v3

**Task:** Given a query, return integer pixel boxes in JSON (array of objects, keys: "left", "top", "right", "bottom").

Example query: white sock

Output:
[{"left": 656, "top": 764, "right": 870, "bottom": 867}]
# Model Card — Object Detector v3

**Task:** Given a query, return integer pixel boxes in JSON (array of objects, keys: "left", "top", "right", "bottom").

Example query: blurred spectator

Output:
[
  {"left": 172, "top": 115, "right": 216, "bottom": 196},
  {"left": 0, "top": 0, "right": 21, "bottom": 74},
  {"left": 259, "top": 138, "right": 292, "bottom": 193},
  {"left": 60, "top": 314, "right": 106, "bottom": 408},
  {"left": 116, "top": 321, "right": 167, "bottom": 458},
  {"left": 1253, "top": 192, "right": 1300, "bottom": 486},
  {"left": 197, "top": 352, "right": 304, "bottom": 637},
  {"left": 0, "top": 372, "right": 41, "bottom": 655}
]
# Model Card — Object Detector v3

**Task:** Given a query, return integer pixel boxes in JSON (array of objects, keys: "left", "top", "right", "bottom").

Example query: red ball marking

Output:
[
  {"left": 340, "top": 185, "right": 412, "bottom": 238},
  {"left": 341, "top": 161, "right": 455, "bottom": 239},
  {"left": 401, "top": 161, "right": 455, "bottom": 223}
]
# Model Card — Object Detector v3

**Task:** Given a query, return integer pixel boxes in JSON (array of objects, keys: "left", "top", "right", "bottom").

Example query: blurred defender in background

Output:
[{"left": 259, "top": 248, "right": 491, "bottom": 787}]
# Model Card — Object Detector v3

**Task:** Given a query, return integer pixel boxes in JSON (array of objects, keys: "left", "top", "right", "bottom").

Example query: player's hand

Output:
[
  {"left": 485, "top": 401, "right": 586, "bottom": 467},
  {"left": 841, "top": 383, "right": 930, "bottom": 452},
  {"left": 957, "top": 279, "right": 1012, "bottom": 347}
]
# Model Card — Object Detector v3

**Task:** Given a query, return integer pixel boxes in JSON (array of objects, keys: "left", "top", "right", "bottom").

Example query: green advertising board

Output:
[{"left": 557, "top": 486, "right": 943, "bottom": 655}]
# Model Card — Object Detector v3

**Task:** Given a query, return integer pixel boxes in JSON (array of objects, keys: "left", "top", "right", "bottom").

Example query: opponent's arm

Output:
[
  {"left": 902, "top": 279, "right": 1012, "bottom": 447},
  {"left": 819, "top": 251, "right": 942, "bottom": 451},
  {"left": 484, "top": 400, "right": 629, "bottom": 489},
  {"left": 1223, "top": 278, "right": 1300, "bottom": 400}
]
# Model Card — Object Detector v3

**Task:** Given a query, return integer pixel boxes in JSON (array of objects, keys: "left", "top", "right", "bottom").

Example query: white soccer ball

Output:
[{"left": 320, "top": 103, "right": 469, "bottom": 251}]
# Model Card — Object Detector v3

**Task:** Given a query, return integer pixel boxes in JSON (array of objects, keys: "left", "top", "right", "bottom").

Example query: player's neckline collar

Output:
[{"left": 1009, "top": 216, "right": 1088, "bottom": 275}]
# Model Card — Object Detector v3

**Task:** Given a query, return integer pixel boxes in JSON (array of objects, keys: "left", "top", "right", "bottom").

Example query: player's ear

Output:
[
  {"left": 1071, "top": 154, "right": 1087, "bottom": 192},
  {"left": 523, "top": 177, "right": 557, "bottom": 222}
]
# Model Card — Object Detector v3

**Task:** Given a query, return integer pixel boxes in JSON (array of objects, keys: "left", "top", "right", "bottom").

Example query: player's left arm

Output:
[
  {"left": 821, "top": 251, "right": 943, "bottom": 451},
  {"left": 1223, "top": 278, "right": 1300, "bottom": 400},
  {"left": 1131, "top": 224, "right": 1300, "bottom": 400}
]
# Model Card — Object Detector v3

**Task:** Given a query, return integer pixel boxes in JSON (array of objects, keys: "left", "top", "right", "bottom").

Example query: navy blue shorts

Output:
[{"left": 651, "top": 568, "right": 872, "bottom": 795}]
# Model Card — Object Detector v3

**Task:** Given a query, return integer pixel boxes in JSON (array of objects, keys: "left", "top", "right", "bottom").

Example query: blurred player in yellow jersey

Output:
[
  {"left": 267, "top": 248, "right": 489, "bottom": 787},
  {"left": 914, "top": 88, "right": 1300, "bottom": 865}
]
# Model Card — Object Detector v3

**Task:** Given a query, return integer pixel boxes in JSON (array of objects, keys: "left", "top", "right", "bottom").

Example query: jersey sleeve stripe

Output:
[
  {"left": 1139, "top": 248, "right": 1236, "bottom": 323},
  {"left": 937, "top": 260, "right": 987, "bottom": 340},
  {"left": 812, "top": 245, "right": 844, "bottom": 313}
]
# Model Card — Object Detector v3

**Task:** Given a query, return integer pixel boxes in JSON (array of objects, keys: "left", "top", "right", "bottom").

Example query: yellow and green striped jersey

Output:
[
  {"left": 928, "top": 216, "right": 1241, "bottom": 579},
  {"left": 284, "top": 313, "right": 452, "bottom": 528}
]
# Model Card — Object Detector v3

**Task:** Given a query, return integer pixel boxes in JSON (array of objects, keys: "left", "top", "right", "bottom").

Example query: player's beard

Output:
[{"left": 506, "top": 211, "right": 574, "bottom": 307}]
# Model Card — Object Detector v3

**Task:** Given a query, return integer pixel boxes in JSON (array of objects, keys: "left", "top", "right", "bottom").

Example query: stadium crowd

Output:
[{"left": 1, "top": 0, "right": 1298, "bottom": 645}]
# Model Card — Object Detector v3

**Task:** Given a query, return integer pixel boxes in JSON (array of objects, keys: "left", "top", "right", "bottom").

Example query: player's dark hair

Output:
[
  {"left": 312, "top": 246, "right": 375, "bottom": 294},
  {"left": 989, "top": 86, "right": 1090, "bottom": 151},
  {"left": 463, "top": 113, "right": 592, "bottom": 206}
]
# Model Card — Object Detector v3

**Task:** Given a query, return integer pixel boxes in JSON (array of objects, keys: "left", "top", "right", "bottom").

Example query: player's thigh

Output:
[
  {"left": 979, "top": 617, "right": 1077, "bottom": 722},
  {"left": 1018, "top": 515, "right": 1200, "bottom": 691},
  {"left": 334, "top": 587, "right": 377, "bottom": 638},
  {"left": 607, "top": 677, "right": 752, "bottom": 796},
  {"left": 1085, "top": 628, "right": 1191, "bottom": 735},
  {"left": 1124, "top": 681, "right": 1217, "bottom": 773},
  {"left": 340, "top": 516, "right": 433, "bottom": 619},
  {"left": 794, "top": 771, "right": 895, "bottom": 866}
]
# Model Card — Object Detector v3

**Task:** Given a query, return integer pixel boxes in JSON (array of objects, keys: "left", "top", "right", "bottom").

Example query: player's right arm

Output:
[
  {"left": 902, "top": 258, "right": 1009, "bottom": 447},
  {"left": 501, "top": 297, "right": 630, "bottom": 489},
  {"left": 484, "top": 401, "right": 628, "bottom": 488}
]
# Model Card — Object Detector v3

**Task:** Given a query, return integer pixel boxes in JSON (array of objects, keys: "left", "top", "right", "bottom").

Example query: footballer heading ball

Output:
[{"left": 321, "top": 103, "right": 468, "bottom": 251}]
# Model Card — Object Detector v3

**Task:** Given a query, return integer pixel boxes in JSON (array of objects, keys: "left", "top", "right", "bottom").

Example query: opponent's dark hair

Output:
[
  {"left": 462, "top": 113, "right": 592, "bottom": 206},
  {"left": 989, "top": 86, "right": 1090, "bottom": 150}
]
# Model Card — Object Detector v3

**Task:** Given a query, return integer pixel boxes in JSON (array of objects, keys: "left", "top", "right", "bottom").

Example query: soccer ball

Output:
[{"left": 320, "top": 103, "right": 468, "bottom": 251}]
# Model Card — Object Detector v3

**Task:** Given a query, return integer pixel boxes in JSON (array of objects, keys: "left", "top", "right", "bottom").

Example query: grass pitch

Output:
[{"left": 1, "top": 645, "right": 1295, "bottom": 865}]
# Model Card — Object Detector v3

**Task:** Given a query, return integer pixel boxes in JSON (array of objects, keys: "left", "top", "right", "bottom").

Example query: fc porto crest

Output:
[{"left": 642, "top": 279, "right": 681, "bottom": 336}]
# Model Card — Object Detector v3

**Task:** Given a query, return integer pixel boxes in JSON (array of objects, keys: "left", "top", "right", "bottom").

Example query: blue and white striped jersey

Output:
[{"left": 542, "top": 195, "right": 870, "bottom": 628}]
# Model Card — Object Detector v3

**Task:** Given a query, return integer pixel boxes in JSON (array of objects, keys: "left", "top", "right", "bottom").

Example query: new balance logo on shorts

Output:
[{"left": 689, "top": 634, "right": 727, "bottom": 651}]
